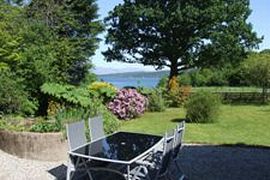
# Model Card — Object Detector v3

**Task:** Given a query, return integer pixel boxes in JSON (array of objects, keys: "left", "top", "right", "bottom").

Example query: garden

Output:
[{"left": 0, "top": 0, "right": 270, "bottom": 153}]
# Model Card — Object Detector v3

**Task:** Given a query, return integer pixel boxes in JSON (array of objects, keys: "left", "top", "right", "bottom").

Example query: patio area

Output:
[{"left": 0, "top": 144, "right": 269, "bottom": 180}]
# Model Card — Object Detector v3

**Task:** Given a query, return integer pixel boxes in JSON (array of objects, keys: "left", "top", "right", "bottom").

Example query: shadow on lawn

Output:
[{"left": 170, "top": 118, "right": 187, "bottom": 123}]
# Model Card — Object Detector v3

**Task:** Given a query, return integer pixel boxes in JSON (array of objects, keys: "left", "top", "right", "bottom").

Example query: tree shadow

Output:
[
  {"left": 178, "top": 144, "right": 270, "bottom": 180},
  {"left": 170, "top": 118, "right": 187, "bottom": 123}
]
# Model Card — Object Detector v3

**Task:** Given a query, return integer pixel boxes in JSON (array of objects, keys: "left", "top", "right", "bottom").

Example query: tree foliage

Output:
[
  {"left": 104, "top": 0, "right": 261, "bottom": 80},
  {"left": 0, "top": 0, "right": 103, "bottom": 115},
  {"left": 242, "top": 52, "right": 270, "bottom": 102},
  {"left": 27, "top": 0, "right": 104, "bottom": 84}
]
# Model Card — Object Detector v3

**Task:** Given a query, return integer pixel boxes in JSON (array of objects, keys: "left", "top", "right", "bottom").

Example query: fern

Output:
[{"left": 41, "top": 83, "right": 91, "bottom": 107}]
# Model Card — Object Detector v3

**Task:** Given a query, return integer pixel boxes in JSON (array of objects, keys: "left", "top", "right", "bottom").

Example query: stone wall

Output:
[{"left": 0, "top": 130, "right": 67, "bottom": 161}]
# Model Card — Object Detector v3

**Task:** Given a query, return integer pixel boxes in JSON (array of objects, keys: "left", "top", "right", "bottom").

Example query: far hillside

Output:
[{"left": 98, "top": 70, "right": 169, "bottom": 78}]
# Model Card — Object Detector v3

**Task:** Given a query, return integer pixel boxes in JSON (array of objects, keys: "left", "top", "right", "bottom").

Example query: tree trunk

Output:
[{"left": 167, "top": 62, "right": 179, "bottom": 89}]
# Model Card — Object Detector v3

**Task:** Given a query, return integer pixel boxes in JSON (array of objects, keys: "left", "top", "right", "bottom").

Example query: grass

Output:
[
  {"left": 192, "top": 86, "right": 264, "bottom": 93},
  {"left": 120, "top": 105, "right": 270, "bottom": 146}
]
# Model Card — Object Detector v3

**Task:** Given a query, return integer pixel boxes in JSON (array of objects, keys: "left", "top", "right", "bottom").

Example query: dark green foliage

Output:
[
  {"left": 0, "top": 1, "right": 102, "bottom": 116},
  {"left": 185, "top": 91, "right": 221, "bottom": 123},
  {"left": 104, "top": 0, "right": 261, "bottom": 82},
  {"left": 0, "top": 71, "right": 37, "bottom": 115},
  {"left": 147, "top": 89, "right": 166, "bottom": 112},
  {"left": 27, "top": 0, "right": 104, "bottom": 84}
]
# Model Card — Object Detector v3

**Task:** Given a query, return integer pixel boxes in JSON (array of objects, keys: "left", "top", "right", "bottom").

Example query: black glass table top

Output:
[{"left": 72, "top": 132, "right": 162, "bottom": 162}]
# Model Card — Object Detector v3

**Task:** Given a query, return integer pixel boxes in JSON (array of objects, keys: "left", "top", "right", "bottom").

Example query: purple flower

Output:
[{"left": 107, "top": 88, "right": 148, "bottom": 120}]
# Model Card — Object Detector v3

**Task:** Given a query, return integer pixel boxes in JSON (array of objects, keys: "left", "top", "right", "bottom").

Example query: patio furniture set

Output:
[{"left": 66, "top": 115, "right": 186, "bottom": 180}]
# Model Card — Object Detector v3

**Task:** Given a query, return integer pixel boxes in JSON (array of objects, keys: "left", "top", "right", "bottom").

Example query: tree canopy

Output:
[
  {"left": 104, "top": 0, "right": 262, "bottom": 80},
  {"left": 0, "top": 0, "right": 103, "bottom": 115},
  {"left": 243, "top": 52, "right": 270, "bottom": 102}
]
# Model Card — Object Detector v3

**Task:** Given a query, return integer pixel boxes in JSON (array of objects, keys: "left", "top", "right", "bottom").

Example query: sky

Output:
[{"left": 92, "top": 0, "right": 270, "bottom": 74}]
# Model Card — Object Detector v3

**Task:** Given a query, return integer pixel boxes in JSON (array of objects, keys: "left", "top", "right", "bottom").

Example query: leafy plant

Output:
[
  {"left": 41, "top": 83, "right": 91, "bottom": 107},
  {"left": 88, "top": 81, "right": 117, "bottom": 103},
  {"left": 107, "top": 89, "right": 147, "bottom": 120},
  {"left": 185, "top": 91, "right": 221, "bottom": 123},
  {"left": 30, "top": 120, "right": 61, "bottom": 133},
  {"left": 147, "top": 89, "right": 166, "bottom": 112},
  {"left": 56, "top": 102, "right": 120, "bottom": 134}
]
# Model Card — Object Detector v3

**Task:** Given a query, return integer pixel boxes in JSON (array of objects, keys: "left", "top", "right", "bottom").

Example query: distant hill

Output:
[{"left": 98, "top": 70, "right": 169, "bottom": 79}]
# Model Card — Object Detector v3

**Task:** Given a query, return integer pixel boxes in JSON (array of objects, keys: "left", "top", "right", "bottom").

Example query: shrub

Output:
[
  {"left": 147, "top": 89, "right": 166, "bottom": 112},
  {"left": 156, "top": 76, "right": 168, "bottom": 88},
  {"left": 30, "top": 120, "right": 61, "bottom": 133},
  {"left": 179, "top": 73, "right": 192, "bottom": 85},
  {"left": 107, "top": 89, "right": 147, "bottom": 120},
  {"left": 88, "top": 81, "right": 117, "bottom": 103},
  {"left": 185, "top": 91, "right": 221, "bottom": 123},
  {"left": 56, "top": 100, "right": 120, "bottom": 134},
  {"left": 164, "top": 76, "right": 192, "bottom": 107}
]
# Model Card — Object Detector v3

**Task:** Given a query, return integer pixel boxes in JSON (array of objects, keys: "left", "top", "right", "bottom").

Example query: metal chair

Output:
[
  {"left": 66, "top": 121, "right": 90, "bottom": 180},
  {"left": 172, "top": 121, "right": 186, "bottom": 180},
  {"left": 89, "top": 115, "right": 105, "bottom": 141},
  {"left": 130, "top": 131, "right": 176, "bottom": 180}
]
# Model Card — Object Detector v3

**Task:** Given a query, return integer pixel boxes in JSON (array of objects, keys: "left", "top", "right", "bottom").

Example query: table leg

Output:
[
  {"left": 127, "top": 165, "right": 130, "bottom": 180},
  {"left": 81, "top": 158, "right": 93, "bottom": 180}
]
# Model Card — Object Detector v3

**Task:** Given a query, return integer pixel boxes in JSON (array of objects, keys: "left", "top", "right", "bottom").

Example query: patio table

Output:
[{"left": 69, "top": 131, "right": 163, "bottom": 180}]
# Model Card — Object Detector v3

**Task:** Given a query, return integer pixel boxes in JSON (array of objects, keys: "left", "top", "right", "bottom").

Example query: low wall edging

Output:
[{"left": 0, "top": 130, "right": 68, "bottom": 161}]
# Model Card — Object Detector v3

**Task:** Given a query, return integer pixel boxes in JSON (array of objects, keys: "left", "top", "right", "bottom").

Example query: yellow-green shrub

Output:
[{"left": 88, "top": 82, "right": 117, "bottom": 103}]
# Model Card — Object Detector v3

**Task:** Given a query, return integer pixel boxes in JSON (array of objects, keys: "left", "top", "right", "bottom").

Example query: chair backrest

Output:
[
  {"left": 66, "top": 120, "right": 87, "bottom": 150},
  {"left": 89, "top": 115, "right": 105, "bottom": 141},
  {"left": 158, "top": 130, "right": 175, "bottom": 176},
  {"left": 173, "top": 121, "right": 185, "bottom": 158}
]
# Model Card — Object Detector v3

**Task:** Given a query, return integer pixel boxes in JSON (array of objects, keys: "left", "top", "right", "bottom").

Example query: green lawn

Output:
[
  {"left": 192, "top": 86, "right": 264, "bottom": 92},
  {"left": 120, "top": 105, "right": 270, "bottom": 146}
]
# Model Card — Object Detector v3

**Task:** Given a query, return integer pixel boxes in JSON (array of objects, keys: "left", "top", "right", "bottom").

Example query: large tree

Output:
[
  {"left": 103, "top": 0, "right": 261, "bottom": 80},
  {"left": 27, "top": 0, "right": 103, "bottom": 84}
]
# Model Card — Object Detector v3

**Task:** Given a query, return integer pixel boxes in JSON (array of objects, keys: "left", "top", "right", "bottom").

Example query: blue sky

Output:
[{"left": 92, "top": 0, "right": 270, "bottom": 74}]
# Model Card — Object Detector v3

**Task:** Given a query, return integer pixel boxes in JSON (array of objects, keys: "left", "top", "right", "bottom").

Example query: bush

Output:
[
  {"left": 147, "top": 89, "right": 166, "bottom": 112},
  {"left": 164, "top": 76, "right": 192, "bottom": 107},
  {"left": 30, "top": 120, "right": 61, "bottom": 133},
  {"left": 88, "top": 81, "right": 117, "bottom": 103},
  {"left": 107, "top": 89, "right": 147, "bottom": 120},
  {"left": 185, "top": 91, "right": 221, "bottom": 123},
  {"left": 156, "top": 76, "right": 168, "bottom": 88},
  {"left": 56, "top": 100, "right": 120, "bottom": 134}
]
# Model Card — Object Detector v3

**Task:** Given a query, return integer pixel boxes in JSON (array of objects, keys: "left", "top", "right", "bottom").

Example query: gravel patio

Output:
[{"left": 0, "top": 144, "right": 269, "bottom": 180}]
